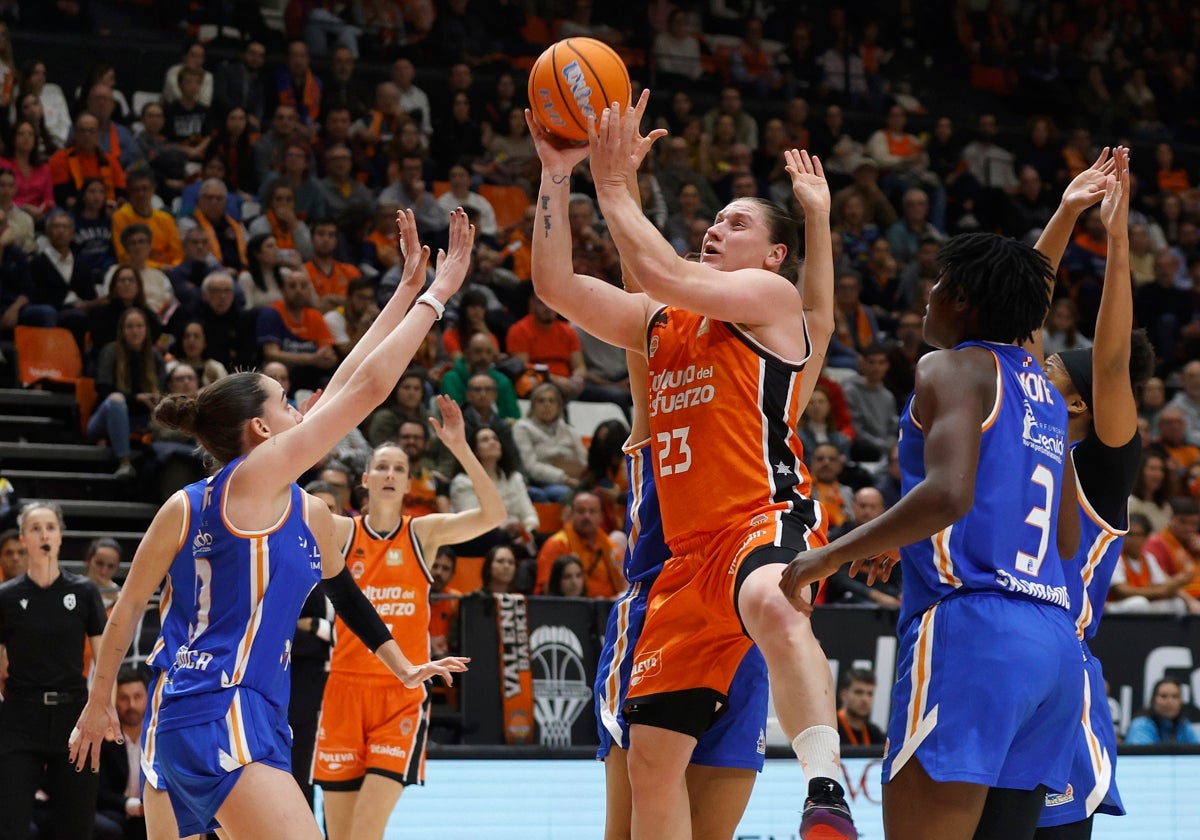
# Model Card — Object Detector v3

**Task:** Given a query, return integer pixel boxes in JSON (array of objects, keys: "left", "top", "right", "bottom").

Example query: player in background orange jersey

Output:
[{"left": 316, "top": 395, "right": 505, "bottom": 840}]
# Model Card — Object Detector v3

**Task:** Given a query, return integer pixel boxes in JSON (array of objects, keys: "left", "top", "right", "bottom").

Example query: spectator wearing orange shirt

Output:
[
  {"left": 362, "top": 203, "right": 400, "bottom": 271},
  {"left": 49, "top": 112, "right": 126, "bottom": 209},
  {"left": 305, "top": 219, "right": 362, "bottom": 312},
  {"left": 1143, "top": 497, "right": 1200, "bottom": 599},
  {"left": 429, "top": 548, "right": 461, "bottom": 656},
  {"left": 396, "top": 420, "right": 449, "bottom": 518},
  {"left": 1153, "top": 141, "right": 1190, "bottom": 196},
  {"left": 729, "top": 17, "right": 782, "bottom": 98},
  {"left": 507, "top": 293, "right": 630, "bottom": 406},
  {"left": 324, "top": 274, "right": 378, "bottom": 358},
  {"left": 810, "top": 442, "right": 855, "bottom": 537},
  {"left": 1157, "top": 407, "right": 1200, "bottom": 478},
  {"left": 112, "top": 171, "right": 183, "bottom": 269},
  {"left": 254, "top": 267, "right": 337, "bottom": 391},
  {"left": 535, "top": 491, "right": 623, "bottom": 597}
]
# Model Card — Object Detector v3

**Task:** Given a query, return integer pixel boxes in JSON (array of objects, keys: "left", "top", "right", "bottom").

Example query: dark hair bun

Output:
[{"left": 154, "top": 393, "right": 200, "bottom": 434}]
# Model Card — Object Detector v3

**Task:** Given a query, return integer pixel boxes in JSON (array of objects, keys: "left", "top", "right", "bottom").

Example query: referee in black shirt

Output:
[{"left": 0, "top": 502, "right": 107, "bottom": 840}]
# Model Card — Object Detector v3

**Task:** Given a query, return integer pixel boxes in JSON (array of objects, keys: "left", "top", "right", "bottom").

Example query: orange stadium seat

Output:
[
  {"left": 432, "top": 180, "right": 451, "bottom": 198},
  {"left": 478, "top": 184, "right": 531, "bottom": 230},
  {"left": 15, "top": 326, "right": 83, "bottom": 387},
  {"left": 448, "top": 555, "right": 484, "bottom": 594},
  {"left": 520, "top": 15, "right": 551, "bottom": 47},
  {"left": 534, "top": 502, "right": 563, "bottom": 536}
]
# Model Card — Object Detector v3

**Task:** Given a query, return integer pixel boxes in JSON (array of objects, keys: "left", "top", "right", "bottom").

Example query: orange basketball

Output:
[{"left": 527, "top": 37, "right": 631, "bottom": 142}]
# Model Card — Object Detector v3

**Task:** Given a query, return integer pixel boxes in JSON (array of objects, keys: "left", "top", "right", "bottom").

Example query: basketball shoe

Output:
[{"left": 799, "top": 777, "right": 858, "bottom": 840}]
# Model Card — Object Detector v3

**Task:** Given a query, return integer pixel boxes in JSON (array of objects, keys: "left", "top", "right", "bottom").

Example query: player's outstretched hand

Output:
[
  {"left": 849, "top": 552, "right": 900, "bottom": 587},
  {"left": 402, "top": 656, "right": 471, "bottom": 688},
  {"left": 779, "top": 545, "right": 843, "bottom": 615},
  {"left": 1061, "top": 147, "right": 1114, "bottom": 215},
  {"left": 429, "top": 395, "right": 466, "bottom": 450},
  {"left": 526, "top": 109, "right": 590, "bottom": 173},
  {"left": 298, "top": 388, "right": 323, "bottom": 416},
  {"left": 587, "top": 89, "right": 667, "bottom": 191},
  {"left": 784, "top": 149, "right": 830, "bottom": 216},
  {"left": 395, "top": 208, "right": 431, "bottom": 296},
  {"left": 1099, "top": 146, "right": 1130, "bottom": 234},
  {"left": 429, "top": 207, "right": 475, "bottom": 301},
  {"left": 68, "top": 698, "right": 120, "bottom": 773}
]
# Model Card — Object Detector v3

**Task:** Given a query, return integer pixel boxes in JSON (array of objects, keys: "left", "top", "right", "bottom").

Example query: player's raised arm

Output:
[
  {"left": 786, "top": 148, "right": 834, "bottom": 408},
  {"left": 1033, "top": 148, "right": 1112, "bottom": 276},
  {"left": 527, "top": 109, "right": 652, "bottom": 355},
  {"left": 1091, "top": 146, "right": 1139, "bottom": 447},
  {"left": 412, "top": 396, "right": 508, "bottom": 550},
  {"left": 243, "top": 210, "right": 473, "bottom": 488}
]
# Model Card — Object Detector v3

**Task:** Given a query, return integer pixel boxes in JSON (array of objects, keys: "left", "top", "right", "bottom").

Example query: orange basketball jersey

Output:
[
  {"left": 334, "top": 515, "right": 432, "bottom": 676},
  {"left": 645, "top": 306, "right": 818, "bottom": 550}
]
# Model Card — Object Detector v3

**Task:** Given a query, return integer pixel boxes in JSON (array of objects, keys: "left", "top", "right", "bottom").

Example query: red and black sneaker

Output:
[{"left": 799, "top": 777, "right": 858, "bottom": 840}]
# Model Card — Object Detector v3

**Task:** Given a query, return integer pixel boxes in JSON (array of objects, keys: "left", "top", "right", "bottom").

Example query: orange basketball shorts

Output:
[{"left": 313, "top": 674, "right": 430, "bottom": 790}]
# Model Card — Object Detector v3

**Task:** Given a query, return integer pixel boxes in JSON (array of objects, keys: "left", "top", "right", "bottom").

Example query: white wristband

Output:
[{"left": 415, "top": 292, "right": 445, "bottom": 320}]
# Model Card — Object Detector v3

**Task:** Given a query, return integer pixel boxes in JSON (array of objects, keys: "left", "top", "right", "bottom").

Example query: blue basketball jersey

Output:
[
  {"left": 621, "top": 440, "right": 671, "bottom": 584},
  {"left": 897, "top": 342, "right": 1072, "bottom": 630},
  {"left": 149, "top": 457, "right": 322, "bottom": 732},
  {"left": 1068, "top": 475, "right": 1127, "bottom": 642},
  {"left": 146, "top": 480, "right": 205, "bottom": 676}
]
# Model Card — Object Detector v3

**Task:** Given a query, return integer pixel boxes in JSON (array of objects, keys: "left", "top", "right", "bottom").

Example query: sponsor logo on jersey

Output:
[
  {"left": 386, "top": 548, "right": 403, "bottom": 566},
  {"left": 994, "top": 569, "right": 1071, "bottom": 609},
  {"left": 750, "top": 514, "right": 769, "bottom": 528},
  {"left": 649, "top": 364, "right": 717, "bottom": 418},
  {"left": 1020, "top": 399, "right": 1065, "bottom": 464},
  {"left": 18, "top": 598, "right": 27, "bottom": 610},
  {"left": 757, "top": 728, "right": 766, "bottom": 755},
  {"left": 368, "top": 744, "right": 408, "bottom": 758},
  {"left": 399, "top": 718, "right": 414, "bottom": 736},
  {"left": 630, "top": 649, "right": 662, "bottom": 686},
  {"left": 175, "top": 646, "right": 214, "bottom": 671},
  {"left": 63, "top": 593, "right": 76, "bottom": 610},
  {"left": 649, "top": 335, "right": 659, "bottom": 358},
  {"left": 192, "top": 531, "right": 213, "bottom": 555},
  {"left": 351, "top": 561, "right": 365, "bottom": 579},
  {"left": 317, "top": 748, "right": 357, "bottom": 771},
  {"left": 1044, "top": 784, "right": 1074, "bottom": 807}
]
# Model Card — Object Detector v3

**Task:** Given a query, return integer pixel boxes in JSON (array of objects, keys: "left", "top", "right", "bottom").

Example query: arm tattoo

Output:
[{"left": 551, "top": 175, "right": 569, "bottom": 184}]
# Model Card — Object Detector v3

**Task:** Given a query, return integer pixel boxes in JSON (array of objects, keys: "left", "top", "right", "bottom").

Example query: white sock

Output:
[{"left": 791, "top": 725, "right": 842, "bottom": 783}]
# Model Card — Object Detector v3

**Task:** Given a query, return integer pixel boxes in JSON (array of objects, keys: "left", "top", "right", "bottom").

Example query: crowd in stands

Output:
[
  {"left": 0, "top": 1, "right": 1199, "bottom": 833},
  {"left": 0, "top": 0, "right": 1197, "bottom": 611}
]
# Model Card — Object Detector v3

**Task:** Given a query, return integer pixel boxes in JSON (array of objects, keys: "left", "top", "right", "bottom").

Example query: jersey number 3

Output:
[
  {"left": 656, "top": 427, "right": 693, "bottom": 476},
  {"left": 1016, "top": 464, "right": 1054, "bottom": 577}
]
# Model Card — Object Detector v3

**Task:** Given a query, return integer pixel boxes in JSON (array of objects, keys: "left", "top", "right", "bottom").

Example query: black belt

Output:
[{"left": 4, "top": 687, "right": 88, "bottom": 705}]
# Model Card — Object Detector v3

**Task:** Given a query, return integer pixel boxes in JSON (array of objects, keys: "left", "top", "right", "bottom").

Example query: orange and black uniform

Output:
[
  {"left": 836, "top": 710, "right": 884, "bottom": 747},
  {"left": 313, "top": 516, "right": 433, "bottom": 789},
  {"left": 624, "top": 307, "right": 825, "bottom": 735}
]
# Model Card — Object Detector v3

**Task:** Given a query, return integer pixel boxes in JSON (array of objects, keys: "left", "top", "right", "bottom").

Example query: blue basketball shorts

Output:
[
  {"left": 147, "top": 687, "right": 293, "bottom": 836},
  {"left": 1038, "top": 648, "right": 1124, "bottom": 827},
  {"left": 882, "top": 592, "right": 1083, "bottom": 793},
  {"left": 595, "top": 579, "right": 769, "bottom": 770}
]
